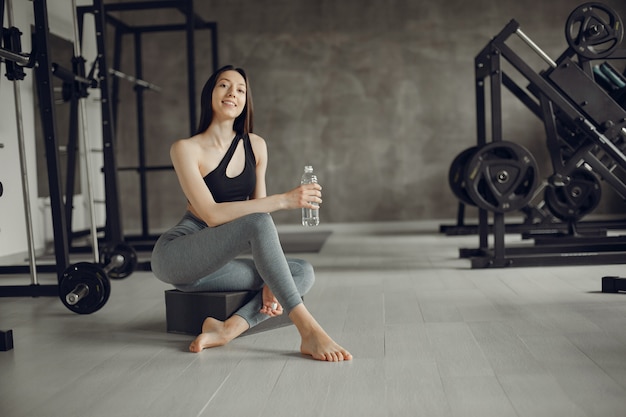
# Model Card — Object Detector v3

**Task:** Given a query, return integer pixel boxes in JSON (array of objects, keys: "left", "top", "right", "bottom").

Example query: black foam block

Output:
[
  {"left": 164, "top": 290, "right": 293, "bottom": 336},
  {"left": 1, "top": 329, "right": 14, "bottom": 351}
]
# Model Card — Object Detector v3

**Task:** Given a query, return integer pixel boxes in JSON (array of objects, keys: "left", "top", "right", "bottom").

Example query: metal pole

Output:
[
  {"left": 515, "top": 28, "right": 557, "bottom": 69},
  {"left": 93, "top": 0, "right": 124, "bottom": 244},
  {"left": 71, "top": 0, "right": 99, "bottom": 263},
  {"left": 7, "top": 0, "right": 39, "bottom": 285},
  {"left": 185, "top": 0, "right": 196, "bottom": 135}
]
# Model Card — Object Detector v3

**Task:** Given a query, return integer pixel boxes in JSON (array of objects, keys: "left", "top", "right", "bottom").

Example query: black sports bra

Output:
[{"left": 202, "top": 134, "right": 256, "bottom": 203}]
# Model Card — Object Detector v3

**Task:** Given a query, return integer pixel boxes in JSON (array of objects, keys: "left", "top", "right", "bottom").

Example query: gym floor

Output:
[{"left": 1, "top": 220, "right": 626, "bottom": 417}]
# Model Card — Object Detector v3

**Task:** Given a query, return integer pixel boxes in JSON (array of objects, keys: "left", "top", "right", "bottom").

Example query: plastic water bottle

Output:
[{"left": 301, "top": 166, "right": 319, "bottom": 226}]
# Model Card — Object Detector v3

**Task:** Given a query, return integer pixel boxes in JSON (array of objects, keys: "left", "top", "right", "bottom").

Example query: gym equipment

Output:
[
  {"left": 0, "top": 330, "right": 14, "bottom": 351},
  {"left": 565, "top": 2, "right": 624, "bottom": 59},
  {"left": 70, "top": 0, "right": 99, "bottom": 265},
  {"left": 447, "top": 2, "right": 626, "bottom": 268},
  {"left": 544, "top": 168, "right": 602, "bottom": 222},
  {"left": 60, "top": 262, "right": 111, "bottom": 314},
  {"left": 0, "top": 0, "right": 138, "bottom": 313},
  {"left": 448, "top": 146, "right": 478, "bottom": 206},
  {"left": 99, "top": 242, "right": 137, "bottom": 279},
  {"left": 2, "top": 0, "right": 46, "bottom": 290},
  {"left": 75, "top": 1, "right": 218, "bottom": 252},
  {"left": 108, "top": 68, "right": 162, "bottom": 93},
  {"left": 59, "top": 242, "right": 137, "bottom": 313},
  {"left": 602, "top": 276, "right": 626, "bottom": 293},
  {"left": 464, "top": 141, "right": 539, "bottom": 213}
]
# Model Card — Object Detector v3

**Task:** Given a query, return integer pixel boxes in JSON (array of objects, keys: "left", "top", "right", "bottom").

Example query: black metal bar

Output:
[
  {"left": 0, "top": 0, "right": 4, "bottom": 41},
  {"left": 134, "top": 31, "right": 150, "bottom": 238},
  {"left": 104, "top": 13, "right": 133, "bottom": 33},
  {"left": 0, "top": 265, "right": 61, "bottom": 274},
  {"left": 93, "top": 0, "right": 124, "bottom": 244},
  {"left": 185, "top": 0, "right": 197, "bottom": 135},
  {"left": 0, "top": 285, "right": 59, "bottom": 297},
  {"left": 111, "top": 26, "right": 123, "bottom": 131},
  {"left": 487, "top": 42, "right": 505, "bottom": 261},
  {"left": 502, "top": 72, "right": 541, "bottom": 118},
  {"left": 539, "top": 94, "right": 564, "bottom": 173},
  {"left": 474, "top": 44, "right": 489, "bottom": 250},
  {"left": 65, "top": 84, "right": 79, "bottom": 239},
  {"left": 441, "top": 218, "right": 626, "bottom": 236},
  {"left": 470, "top": 251, "right": 626, "bottom": 268},
  {"left": 103, "top": 1, "right": 180, "bottom": 12},
  {"left": 127, "top": 22, "right": 216, "bottom": 33},
  {"left": 32, "top": 0, "right": 69, "bottom": 280}
]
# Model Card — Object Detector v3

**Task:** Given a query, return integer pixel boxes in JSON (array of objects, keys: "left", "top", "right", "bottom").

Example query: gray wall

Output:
[{"left": 110, "top": 0, "right": 626, "bottom": 232}]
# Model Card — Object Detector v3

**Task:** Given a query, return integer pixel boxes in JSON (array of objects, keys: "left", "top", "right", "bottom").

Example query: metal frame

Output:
[
  {"left": 0, "top": 0, "right": 68, "bottom": 296},
  {"left": 459, "top": 19, "right": 626, "bottom": 268},
  {"left": 76, "top": 0, "right": 218, "bottom": 247}
]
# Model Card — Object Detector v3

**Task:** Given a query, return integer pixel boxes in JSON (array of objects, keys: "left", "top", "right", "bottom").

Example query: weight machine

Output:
[{"left": 447, "top": 2, "right": 626, "bottom": 268}]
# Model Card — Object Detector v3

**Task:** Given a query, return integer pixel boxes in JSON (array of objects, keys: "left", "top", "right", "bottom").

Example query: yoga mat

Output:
[{"left": 278, "top": 230, "right": 332, "bottom": 253}]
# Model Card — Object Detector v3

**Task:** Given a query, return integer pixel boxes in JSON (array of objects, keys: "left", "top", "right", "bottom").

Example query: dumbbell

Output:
[{"left": 59, "top": 242, "right": 137, "bottom": 314}]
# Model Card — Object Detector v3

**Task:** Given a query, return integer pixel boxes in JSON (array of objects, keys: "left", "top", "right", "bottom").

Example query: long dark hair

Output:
[{"left": 195, "top": 65, "right": 254, "bottom": 135}]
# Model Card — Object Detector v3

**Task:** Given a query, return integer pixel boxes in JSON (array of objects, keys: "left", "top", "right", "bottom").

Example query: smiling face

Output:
[
  {"left": 196, "top": 65, "right": 254, "bottom": 135},
  {"left": 211, "top": 70, "right": 247, "bottom": 120}
]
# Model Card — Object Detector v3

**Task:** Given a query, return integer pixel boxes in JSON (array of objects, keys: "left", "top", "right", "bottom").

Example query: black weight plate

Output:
[
  {"left": 464, "top": 141, "right": 539, "bottom": 213},
  {"left": 99, "top": 242, "right": 138, "bottom": 279},
  {"left": 59, "top": 262, "right": 111, "bottom": 314},
  {"left": 544, "top": 168, "right": 601, "bottom": 222},
  {"left": 448, "top": 147, "right": 478, "bottom": 206},
  {"left": 565, "top": 2, "right": 624, "bottom": 59}
]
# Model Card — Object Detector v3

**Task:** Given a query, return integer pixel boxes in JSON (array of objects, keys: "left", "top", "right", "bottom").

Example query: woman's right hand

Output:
[{"left": 284, "top": 183, "right": 322, "bottom": 210}]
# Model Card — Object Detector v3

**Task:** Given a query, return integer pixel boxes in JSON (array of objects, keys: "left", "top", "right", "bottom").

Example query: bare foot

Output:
[
  {"left": 189, "top": 315, "right": 249, "bottom": 353},
  {"left": 300, "top": 329, "right": 353, "bottom": 362},
  {"left": 189, "top": 317, "right": 228, "bottom": 353}
]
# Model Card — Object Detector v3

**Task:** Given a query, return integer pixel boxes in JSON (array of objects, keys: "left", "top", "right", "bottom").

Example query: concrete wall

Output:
[
  {"left": 111, "top": 0, "right": 626, "bottom": 233},
  {"left": 1, "top": 0, "right": 626, "bottom": 259}
]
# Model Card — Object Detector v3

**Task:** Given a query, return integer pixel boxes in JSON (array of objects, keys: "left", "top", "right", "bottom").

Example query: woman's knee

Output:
[
  {"left": 241, "top": 213, "right": 280, "bottom": 245},
  {"left": 244, "top": 212, "right": 275, "bottom": 232}
]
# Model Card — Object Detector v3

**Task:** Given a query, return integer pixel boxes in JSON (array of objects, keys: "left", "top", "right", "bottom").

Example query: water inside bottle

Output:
[{"left": 302, "top": 207, "right": 319, "bottom": 226}]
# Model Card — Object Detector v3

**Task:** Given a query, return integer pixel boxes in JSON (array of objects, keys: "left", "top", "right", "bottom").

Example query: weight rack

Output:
[
  {"left": 0, "top": 0, "right": 138, "bottom": 314},
  {"left": 0, "top": 0, "right": 69, "bottom": 295},
  {"left": 456, "top": 7, "right": 626, "bottom": 268},
  {"left": 75, "top": 0, "right": 218, "bottom": 254}
]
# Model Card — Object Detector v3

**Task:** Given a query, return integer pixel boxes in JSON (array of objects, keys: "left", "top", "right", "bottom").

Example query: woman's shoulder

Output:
[
  {"left": 247, "top": 133, "right": 267, "bottom": 164},
  {"left": 247, "top": 132, "right": 266, "bottom": 144},
  {"left": 247, "top": 133, "right": 267, "bottom": 151},
  {"left": 171, "top": 135, "right": 202, "bottom": 151},
  {"left": 170, "top": 136, "right": 203, "bottom": 161}
]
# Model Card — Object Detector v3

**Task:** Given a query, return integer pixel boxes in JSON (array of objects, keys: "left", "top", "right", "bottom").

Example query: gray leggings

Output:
[{"left": 151, "top": 212, "right": 315, "bottom": 328}]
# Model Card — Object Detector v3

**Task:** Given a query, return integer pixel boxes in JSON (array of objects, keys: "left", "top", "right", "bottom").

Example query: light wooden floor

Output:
[{"left": 2, "top": 221, "right": 626, "bottom": 417}]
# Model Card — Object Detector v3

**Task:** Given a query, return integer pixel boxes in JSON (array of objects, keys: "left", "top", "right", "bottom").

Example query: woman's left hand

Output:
[{"left": 260, "top": 285, "right": 283, "bottom": 317}]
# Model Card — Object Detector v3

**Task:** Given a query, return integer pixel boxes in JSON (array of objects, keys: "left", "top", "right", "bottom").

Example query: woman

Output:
[{"left": 151, "top": 65, "right": 352, "bottom": 362}]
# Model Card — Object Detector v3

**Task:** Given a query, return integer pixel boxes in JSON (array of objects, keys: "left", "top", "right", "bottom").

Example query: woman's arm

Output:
[
  {"left": 250, "top": 133, "right": 268, "bottom": 199},
  {"left": 170, "top": 135, "right": 321, "bottom": 227}
]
